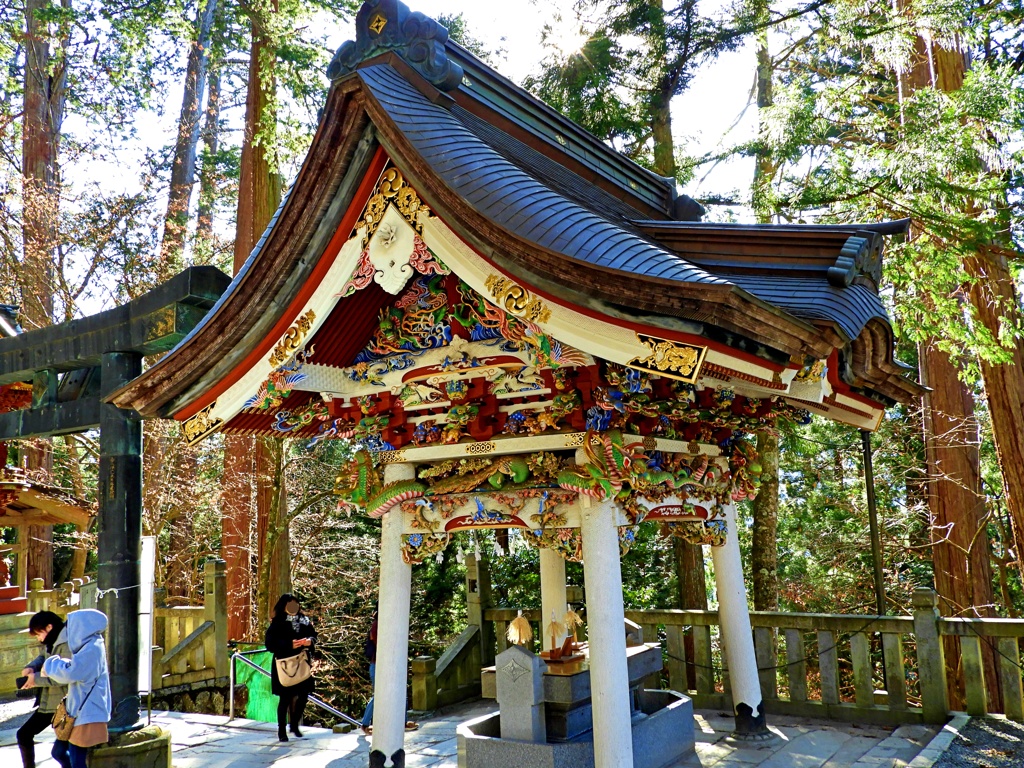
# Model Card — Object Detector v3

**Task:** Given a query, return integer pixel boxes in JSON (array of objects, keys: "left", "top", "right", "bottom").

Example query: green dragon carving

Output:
[
  {"left": 335, "top": 452, "right": 533, "bottom": 518},
  {"left": 334, "top": 451, "right": 426, "bottom": 518}
]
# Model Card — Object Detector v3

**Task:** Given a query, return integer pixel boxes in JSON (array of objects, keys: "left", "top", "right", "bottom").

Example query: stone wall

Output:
[
  {"left": 0, "top": 612, "right": 39, "bottom": 693},
  {"left": 149, "top": 681, "right": 247, "bottom": 717}
]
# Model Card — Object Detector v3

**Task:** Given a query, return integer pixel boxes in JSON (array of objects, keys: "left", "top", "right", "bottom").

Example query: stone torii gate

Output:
[{"left": 0, "top": 266, "right": 229, "bottom": 728}]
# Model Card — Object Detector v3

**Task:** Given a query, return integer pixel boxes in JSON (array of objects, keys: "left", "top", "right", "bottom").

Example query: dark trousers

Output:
[
  {"left": 16, "top": 708, "right": 53, "bottom": 768},
  {"left": 51, "top": 740, "right": 88, "bottom": 768},
  {"left": 277, "top": 692, "right": 308, "bottom": 733}
]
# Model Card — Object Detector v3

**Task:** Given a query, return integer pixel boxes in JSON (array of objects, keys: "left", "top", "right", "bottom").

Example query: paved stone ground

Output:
[{"left": 0, "top": 695, "right": 944, "bottom": 768}]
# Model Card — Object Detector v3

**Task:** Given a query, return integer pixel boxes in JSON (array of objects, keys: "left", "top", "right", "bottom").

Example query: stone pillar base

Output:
[
  {"left": 89, "top": 726, "right": 172, "bottom": 768},
  {"left": 723, "top": 702, "right": 778, "bottom": 745}
]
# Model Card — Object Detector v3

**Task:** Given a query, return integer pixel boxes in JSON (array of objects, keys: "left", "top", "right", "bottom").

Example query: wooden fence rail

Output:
[
  {"left": 0, "top": 559, "right": 227, "bottom": 697},
  {"left": 462, "top": 587, "right": 1024, "bottom": 727}
]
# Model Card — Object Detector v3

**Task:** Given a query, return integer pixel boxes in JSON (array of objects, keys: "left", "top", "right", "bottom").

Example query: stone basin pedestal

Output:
[{"left": 460, "top": 644, "right": 695, "bottom": 768}]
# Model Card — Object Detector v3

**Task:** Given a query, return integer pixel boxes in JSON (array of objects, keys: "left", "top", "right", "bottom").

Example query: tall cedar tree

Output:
[
  {"left": 221, "top": 0, "right": 283, "bottom": 641},
  {"left": 746, "top": 0, "right": 1023, "bottom": 704},
  {"left": 20, "top": 0, "right": 70, "bottom": 583},
  {"left": 159, "top": 0, "right": 219, "bottom": 278},
  {"left": 750, "top": 0, "right": 779, "bottom": 613}
]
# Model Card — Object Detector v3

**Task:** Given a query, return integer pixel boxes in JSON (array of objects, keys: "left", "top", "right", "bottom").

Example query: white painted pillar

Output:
[
  {"left": 581, "top": 498, "right": 634, "bottom": 768},
  {"left": 540, "top": 547, "right": 569, "bottom": 650},
  {"left": 709, "top": 501, "right": 768, "bottom": 738},
  {"left": 371, "top": 463, "right": 414, "bottom": 762}
]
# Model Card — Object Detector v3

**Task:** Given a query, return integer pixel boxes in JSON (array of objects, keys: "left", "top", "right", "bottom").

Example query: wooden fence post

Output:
[
  {"left": 205, "top": 559, "right": 229, "bottom": 678},
  {"left": 912, "top": 588, "right": 949, "bottom": 723},
  {"left": 466, "top": 553, "right": 495, "bottom": 667},
  {"left": 997, "top": 638, "right": 1024, "bottom": 722},
  {"left": 411, "top": 656, "right": 438, "bottom": 712}
]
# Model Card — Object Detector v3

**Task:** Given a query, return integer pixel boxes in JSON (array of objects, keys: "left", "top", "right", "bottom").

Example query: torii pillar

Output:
[{"left": 98, "top": 351, "right": 143, "bottom": 729}]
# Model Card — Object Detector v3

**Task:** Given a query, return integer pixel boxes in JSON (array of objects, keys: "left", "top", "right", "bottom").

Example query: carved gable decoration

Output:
[{"left": 327, "top": 0, "right": 464, "bottom": 91}]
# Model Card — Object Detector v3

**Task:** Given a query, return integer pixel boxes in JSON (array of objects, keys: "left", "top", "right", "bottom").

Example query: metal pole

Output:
[
  {"left": 861, "top": 429, "right": 886, "bottom": 616},
  {"left": 228, "top": 652, "right": 236, "bottom": 721}
]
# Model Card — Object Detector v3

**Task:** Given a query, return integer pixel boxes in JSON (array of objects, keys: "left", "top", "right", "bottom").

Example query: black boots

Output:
[
  {"left": 19, "top": 741, "right": 35, "bottom": 768},
  {"left": 278, "top": 725, "right": 288, "bottom": 742}
]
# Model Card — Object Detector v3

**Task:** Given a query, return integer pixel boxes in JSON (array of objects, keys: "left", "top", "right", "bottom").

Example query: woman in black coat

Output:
[{"left": 265, "top": 593, "right": 317, "bottom": 742}]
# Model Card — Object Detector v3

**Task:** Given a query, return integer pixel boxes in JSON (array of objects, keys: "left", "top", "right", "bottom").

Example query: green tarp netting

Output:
[{"left": 234, "top": 650, "right": 278, "bottom": 723}]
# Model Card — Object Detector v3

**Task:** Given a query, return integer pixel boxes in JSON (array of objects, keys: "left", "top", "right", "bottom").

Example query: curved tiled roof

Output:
[
  {"left": 357, "top": 65, "right": 730, "bottom": 288},
  {"left": 357, "top": 63, "right": 898, "bottom": 347},
  {"left": 728, "top": 278, "right": 889, "bottom": 343}
]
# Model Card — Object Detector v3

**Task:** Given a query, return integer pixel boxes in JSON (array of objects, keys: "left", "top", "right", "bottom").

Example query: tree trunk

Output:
[
  {"left": 62, "top": 436, "right": 89, "bottom": 580},
  {"left": 918, "top": 342, "right": 999, "bottom": 710},
  {"left": 20, "top": 0, "right": 65, "bottom": 330},
  {"left": 221, "top": 0, "right": 281, "bottom": 641},
  {"left": 968, "top": 250, "right": 1024, "bottom": 597},
  {"left": 748, "top": 8, "right": 781, "bottom": 617},
  {"left": 222, "top": 437, "right": 254, "bottom": 640},
  {"left": 751, "top": 432, "right": 779, "bottom": 611},
  {"left": 255, "top": 437, "right": 291, "bottom": 629},
  {"left": 674, "top": 538, "right": 707, "bottom": 689},
  {"left": 21, "top": 0, "right": 68, "bottom": 588},
  {"left": 234, "top": 0, "right": 281, "bottom": 269},
  {"left": 196, "top": 69, "right": 221, "bottom": 256},
  {"left": 158, "top": 0, "right": 219, "bottom": 279},
  {"left": 648, "top": 0, "right": 676, "bottom": 180},
  {"left": 751, "top": 19, "right": 776, "bottom": 222},
  {"left": 897, "top": 16, "right": 1003, "bottom": 712}
]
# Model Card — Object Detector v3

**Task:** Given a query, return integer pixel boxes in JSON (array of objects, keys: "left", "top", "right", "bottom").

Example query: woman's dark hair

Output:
[
  {"left": 28, "top": 611, "right": 63, "bottom": 634},
  {"left": 271, "top": 593, "right": 301, "bottom": 621}
]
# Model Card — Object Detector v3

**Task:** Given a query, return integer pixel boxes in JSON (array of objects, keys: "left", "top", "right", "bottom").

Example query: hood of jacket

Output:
[{"left": 66, "top": 609, "right": 107, "bottom": 653}]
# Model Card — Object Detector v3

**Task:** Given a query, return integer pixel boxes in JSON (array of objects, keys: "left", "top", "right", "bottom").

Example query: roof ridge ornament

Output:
[
  {"left": 327, "top": 0, "right": 464, "bottom": 91},
  {"left": 828, "top": 233, "right": 884, "bottom": 288}
]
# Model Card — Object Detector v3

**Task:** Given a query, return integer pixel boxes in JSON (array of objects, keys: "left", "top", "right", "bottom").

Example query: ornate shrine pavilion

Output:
[{"left": 112, "top": 2, "right": 919, "bottom": 766}]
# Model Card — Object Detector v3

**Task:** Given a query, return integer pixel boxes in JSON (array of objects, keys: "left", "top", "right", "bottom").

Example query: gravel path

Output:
[
  {"left": 932, "top": 717, "right": 1024, "bottom": 768},
  {"left": 0, "top": 696, "right": 34, "bottom": 733}
]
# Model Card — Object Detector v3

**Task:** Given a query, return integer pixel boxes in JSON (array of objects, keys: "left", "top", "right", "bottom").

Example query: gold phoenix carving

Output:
[
  {"left": 628, "top": 334, "right": 707, "bottom": 384},
  {"left": 182, "top": 402, "right": 223, "bottom": 445},
  {"left": 484, "top": 274, "right": 551, "bottom": 324},
  {"left": 361, "top": 168, "right": 430, "bottom": 246},
  {"left": 269, "top": 309, "right": 316, "bottom": 368}
]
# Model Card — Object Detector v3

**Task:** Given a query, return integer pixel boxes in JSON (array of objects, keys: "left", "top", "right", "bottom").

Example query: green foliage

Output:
[
  {"left": 524, "top": 31, "right": 649, "bottom": 158},
  {"left": 743, "top": 0, "right": 1024, "bottom": 370}
]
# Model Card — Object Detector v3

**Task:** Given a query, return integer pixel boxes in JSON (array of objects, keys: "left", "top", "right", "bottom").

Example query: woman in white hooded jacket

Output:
[{"left": 41, "top": 608, "right": 112, "bottom": 768}]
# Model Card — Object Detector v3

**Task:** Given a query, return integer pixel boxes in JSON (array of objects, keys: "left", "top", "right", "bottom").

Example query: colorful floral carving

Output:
[
  {"left": 661, "top": 520, "right": 728, "bottom": 547},
  {"left": 354, "top": 275, "right": 451, "bottom": 362},
  {"left": 618, "top": 526, "right": 638, "bottom": 556},
  {"left": 349, "top": 354, "right": 415, "bottom": 387},
  {"left": 556, "top": 430, "right": 649, "bottom": 500},
  {"left": 0, "top": 382, "right": 31, "bottom": 413},
  {"left": 402, "top": 532, "right": 450, "bottom": 564},
  {"left": 525, "top": 526, "right": 583, "bottom": 562},
  {"left": 443, "top": 403, "right": 479, "bottom": 443},
  {"left": 306, "top": 417, "right": 356, "bottom": 448}
]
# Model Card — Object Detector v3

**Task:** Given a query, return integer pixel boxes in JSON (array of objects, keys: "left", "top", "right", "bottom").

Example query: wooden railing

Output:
[
  {"left": 151, "top": 559, "right": 229, "bottom": 690},
  {"left": 475, "top": 588, "right": 1024, "bottom": 726},
  {"left": 411, "top": 625, "right": 482, "bottom": 711},
  {"left": 1, "top": 559, "right": 228, "bottom": 697}
]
